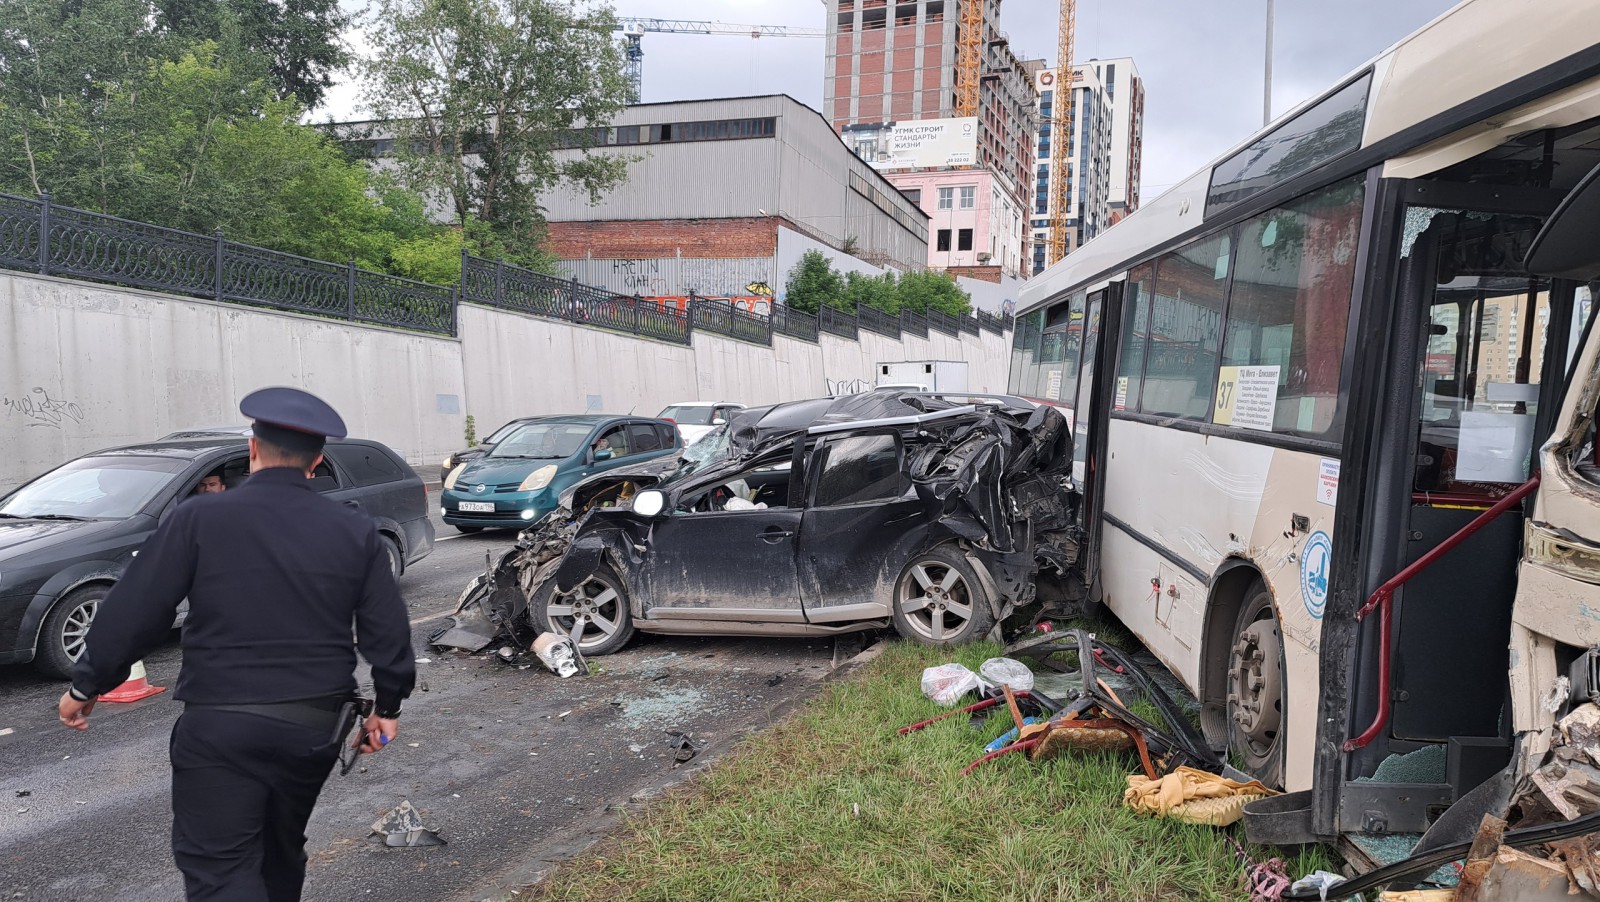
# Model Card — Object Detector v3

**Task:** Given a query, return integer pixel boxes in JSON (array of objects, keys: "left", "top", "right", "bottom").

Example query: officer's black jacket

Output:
[{"left": 72, "top": 467, "right": 416, "bottom": 714}]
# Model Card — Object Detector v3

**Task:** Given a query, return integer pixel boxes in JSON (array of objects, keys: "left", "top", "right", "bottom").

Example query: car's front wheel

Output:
[
  {"left": 531, "top": 563, "right": 635, "bottom": 656},
  {"left": 36, "top": 585, "right": 108, "bottom": 679},
  {"left": 891, "top": 545, "right": 995, "bottom": 646}
]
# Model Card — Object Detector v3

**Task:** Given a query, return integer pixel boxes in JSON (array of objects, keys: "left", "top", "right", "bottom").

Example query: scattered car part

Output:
[{"left": 370, "top": 800, "right": 446, "bottom": 848}]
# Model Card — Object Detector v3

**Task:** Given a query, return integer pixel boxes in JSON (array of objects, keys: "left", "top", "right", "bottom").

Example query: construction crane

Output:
[
  {"left": 953, "top": 0, "right": 982, "bottom": 117},
  {"left": 615, "top": 18, "right": 826, "bottom": 103},
  {"left": 1046, "top": 0, "right": 1076, "bottom": 265}
]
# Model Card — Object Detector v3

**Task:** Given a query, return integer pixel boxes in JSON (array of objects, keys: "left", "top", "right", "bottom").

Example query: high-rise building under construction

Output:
[{"left": 823, "top": 0, "right": 1039, "bottom": 280}]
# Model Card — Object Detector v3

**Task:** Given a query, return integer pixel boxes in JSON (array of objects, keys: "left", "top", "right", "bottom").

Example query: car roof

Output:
[
  {"left": 159, "top": 425, "right": 253, "bottom": 439},
  {"left": 664, "top": 401, "right": 743, "bottom": 408},
  {"left": 85, "top": 436, "right": 382, "bottom": 460}
]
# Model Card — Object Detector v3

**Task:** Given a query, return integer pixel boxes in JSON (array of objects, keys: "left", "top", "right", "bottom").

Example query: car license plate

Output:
[{"left": 458, "top": 501, "right": 495, "bottom": 513}]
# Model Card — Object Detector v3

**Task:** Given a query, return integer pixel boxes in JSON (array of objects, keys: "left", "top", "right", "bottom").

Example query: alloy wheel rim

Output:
[
  {"left": 62, "top": 599, "right": 98, "bottom": 661},
  {"left": 899, "top": 562, "right": 974, "bottom": 642},
  {"left": 546, "top": 578, "right": 623, "bottom": 651}
]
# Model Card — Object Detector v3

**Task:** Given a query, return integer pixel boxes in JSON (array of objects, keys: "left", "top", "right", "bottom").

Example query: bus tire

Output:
[{"left": 1226, "top": 582, "right": 1286, "bottom": 789}]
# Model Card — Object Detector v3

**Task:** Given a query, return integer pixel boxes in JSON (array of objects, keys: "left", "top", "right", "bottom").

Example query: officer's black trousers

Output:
[{"left": 169, "top": 708, "right": 340, "bottom": 902}]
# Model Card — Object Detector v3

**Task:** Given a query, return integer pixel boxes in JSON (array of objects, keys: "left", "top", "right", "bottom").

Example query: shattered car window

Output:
[
  {"left": 680, "top": 452, "right": 795, "bottom": 512},
  {"left": 675, "top": 426, "right": 732, "bottom": 477},
  {"left": 490, "top": 424, "right": 592, "bottom": 460},
  {"left": 813, "top": 434, "right": 908, "bottom": 506}
]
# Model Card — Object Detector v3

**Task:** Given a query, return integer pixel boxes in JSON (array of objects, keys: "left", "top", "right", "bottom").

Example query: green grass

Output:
[{"left": 526, "top": 639, "right": 1336, "bottom": 901}]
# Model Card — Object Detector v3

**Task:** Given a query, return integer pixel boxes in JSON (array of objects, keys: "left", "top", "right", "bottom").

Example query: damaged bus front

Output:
[{"left": 432, "top": 392, "right": 1079, "bottom": 657}]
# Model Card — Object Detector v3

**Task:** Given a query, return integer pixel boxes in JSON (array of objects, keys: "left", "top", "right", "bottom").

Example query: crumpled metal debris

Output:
[
  {"left": 665, "top": 730, "right": 700, "bottom": 766},
  {"left": 369, "top": 799, "right": 446, "bottom": 848}
]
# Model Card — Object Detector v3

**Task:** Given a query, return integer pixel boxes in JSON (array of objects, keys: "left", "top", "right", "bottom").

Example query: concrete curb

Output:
[{"left": 464, "top": 635, "right": 892, "bottom": 902}]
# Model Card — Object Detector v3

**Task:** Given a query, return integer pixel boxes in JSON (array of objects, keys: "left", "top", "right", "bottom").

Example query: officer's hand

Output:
[
  {"left": 357, "top": 713, "right": 399, "bottom": 753},
  {"left": 58, "top": 693, "right": 96, "bottom": 731}
]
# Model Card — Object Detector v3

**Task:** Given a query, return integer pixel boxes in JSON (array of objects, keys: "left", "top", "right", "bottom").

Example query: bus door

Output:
[
  {"left": 1341, "top": 184, "right": 1583, "bottom": 834},
  {"left": 1075, "top": 284, "right": 1123, "bottom": 594}
]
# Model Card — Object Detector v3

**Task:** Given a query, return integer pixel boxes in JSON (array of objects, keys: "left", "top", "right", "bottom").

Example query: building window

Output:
[
  {"left": 901, "top": 188, "right": 922, "bottom": 206},
  {"left": 958, "top": 228, "right": 973, "bottom": 251},
  {"left": 937, "top": 187, "right": 953, "bottom": 210},
  {"left": 959, "top": 186, "right": 975, "bottom": 209},
  {"left": 926, "top": 1, "right": 944, "bottom": 23},
  {"left": 937, "top": 229, "right": 952, "bottom": 251}
]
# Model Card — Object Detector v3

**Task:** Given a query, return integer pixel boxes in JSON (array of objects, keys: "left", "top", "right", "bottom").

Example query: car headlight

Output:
[
  {"left": 442, "top": 455, "right": 454, "bottom": 469},
  {"left": 520, "top": 465, "right": 558, "bottom": 492},
  {"left": 444, "top": 463, "right": 465, "bottom": 490}
]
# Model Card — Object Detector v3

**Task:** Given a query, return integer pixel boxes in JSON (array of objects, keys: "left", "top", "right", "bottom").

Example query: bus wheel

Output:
[{"left": 1227, "top": 583, "right": 1285, "bottom": 789}]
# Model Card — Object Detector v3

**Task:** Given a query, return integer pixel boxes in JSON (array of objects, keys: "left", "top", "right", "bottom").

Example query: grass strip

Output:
[{"left": 528, "top": 638, "right": 1335, "bottom": 901}]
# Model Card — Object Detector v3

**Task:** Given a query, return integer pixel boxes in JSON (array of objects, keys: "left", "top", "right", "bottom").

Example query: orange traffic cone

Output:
[{"left": 100, "top": 659, "right": 167, "bottom": 703}]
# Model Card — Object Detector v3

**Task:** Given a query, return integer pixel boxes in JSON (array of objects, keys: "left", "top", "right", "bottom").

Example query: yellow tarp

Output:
[{"left": 1123, "top": 766, "right": 1277, "bottom": 826}]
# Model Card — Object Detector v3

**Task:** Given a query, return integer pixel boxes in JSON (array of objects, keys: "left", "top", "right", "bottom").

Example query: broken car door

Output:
[
  {"left": 635, "top": 452, "right": 806, "bottom": 622},
  {"left": 798, "top": 433, "right": 925, "bottom": 623}
]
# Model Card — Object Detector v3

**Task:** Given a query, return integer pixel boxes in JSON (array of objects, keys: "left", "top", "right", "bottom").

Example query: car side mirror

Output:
[
  {"left": 594, "top": 448, "right": 613, "bottom": 461},
  {"left": 632, "top": 489, "right": 666, "bottom": 517},
  {"left": 711, "top": 417, "right": 726, "bottom": 425}
]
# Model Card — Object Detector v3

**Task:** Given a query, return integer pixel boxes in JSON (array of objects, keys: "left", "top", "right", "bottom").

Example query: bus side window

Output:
[{"left": 1143, "top": 233, "right": 1230, "bottom": 420}]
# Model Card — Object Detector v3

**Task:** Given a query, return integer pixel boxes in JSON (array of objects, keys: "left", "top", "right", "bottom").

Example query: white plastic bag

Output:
[
  {"left": 921, "top": 663, "right": 982, "bottom": 706},
  {"left": 979, "top": 657, "right": 1034, "bottom": 691}
]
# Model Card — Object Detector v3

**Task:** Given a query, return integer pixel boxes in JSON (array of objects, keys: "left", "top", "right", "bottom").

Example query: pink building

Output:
[{"left": 887, "top": 168, "right": 1024, "bottom": 276}]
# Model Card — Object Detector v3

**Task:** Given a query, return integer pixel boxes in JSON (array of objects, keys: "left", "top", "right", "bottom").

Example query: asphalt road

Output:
[{"left": 0, "top": 501, "right": 850, "bottom": 901}]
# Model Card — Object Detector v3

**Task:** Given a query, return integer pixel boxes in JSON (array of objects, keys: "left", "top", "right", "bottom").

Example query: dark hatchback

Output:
[{"left": 0, "top": 437, "right": 434, "bottom": 678}]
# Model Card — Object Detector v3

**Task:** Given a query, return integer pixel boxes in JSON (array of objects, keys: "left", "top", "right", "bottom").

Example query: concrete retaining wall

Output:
[{"left": 0, "top": 270, "right": 1013, "bottom": 489}]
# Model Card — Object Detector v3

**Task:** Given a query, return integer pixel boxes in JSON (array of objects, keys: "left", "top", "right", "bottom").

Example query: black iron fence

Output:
[
  {"left": 0, "top": 192, "right": 454, "bottom": 334},
  {"left": 0, "top": 190, "right": 1013, "bottom": 350}
]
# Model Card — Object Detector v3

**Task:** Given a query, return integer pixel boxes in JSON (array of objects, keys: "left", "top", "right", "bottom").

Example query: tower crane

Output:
[
  {"left": 953, "top": 0, "right": 982, "bottom": 116},
  {"left": 614, "top": 18, "right": 826, "bottom": 103},
  {"left": 1047, "top": 0, "right": 1076, "bottom": 265}
]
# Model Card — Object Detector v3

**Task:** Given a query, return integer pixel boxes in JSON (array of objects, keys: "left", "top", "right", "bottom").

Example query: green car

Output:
[{"left": 441, "top": 415, "right": 681, "bottom": 533}]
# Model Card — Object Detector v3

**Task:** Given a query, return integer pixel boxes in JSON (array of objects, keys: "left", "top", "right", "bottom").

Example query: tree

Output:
[
  {"left": 843, "top": 270, "right": 898, "bottom": 314},
  {"left": 360, "top": 0, "right": 633, "bottom": 251},
  {"left": 783, "top": 250, "right": 845, "bottom": 314},
  {"left": 154, "top": 0, "right": 354, "bottom": 109},
  {"left": 897, "top": 269, "right": 973, "bottom": 316}
]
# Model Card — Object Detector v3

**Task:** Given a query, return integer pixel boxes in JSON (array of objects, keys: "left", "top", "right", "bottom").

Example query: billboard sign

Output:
[{"left": 872, "top": 117, "right": 978, "bottom": 169}]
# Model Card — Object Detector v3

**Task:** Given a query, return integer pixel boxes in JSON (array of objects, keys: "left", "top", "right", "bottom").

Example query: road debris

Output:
[
  {"left": 920, "top": 662, "right": 985, "bottom": 705},
  {"left": 370, "top": 800, "right": 446, "bottom": 848},
  {"left": 1124, "top": 766, "right": 1277, "bottom": 826},
  {"left": 665, "top": 730, "right": 700, "bottom": 766},
  {"left": 531, "top": 632, "right": 579, "bottom": 678}
]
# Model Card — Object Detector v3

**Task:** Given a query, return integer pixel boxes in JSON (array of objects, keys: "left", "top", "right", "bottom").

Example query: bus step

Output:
[{"left": 1242, "top": 789, "right": 1315, "bottom": 846}]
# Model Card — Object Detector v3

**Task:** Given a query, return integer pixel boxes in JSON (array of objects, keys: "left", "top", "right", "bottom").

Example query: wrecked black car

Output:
[{"left": 430, "top": 392, "right": 1079, "bottom": 657}]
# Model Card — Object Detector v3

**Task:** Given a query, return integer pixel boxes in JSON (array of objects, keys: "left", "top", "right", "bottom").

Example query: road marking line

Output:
[
  {"left": 0, "top": 728, "right": 13, "bottom": 736},
  {"left": 409, "top": 609, "right": 457, "bottom": 626}
]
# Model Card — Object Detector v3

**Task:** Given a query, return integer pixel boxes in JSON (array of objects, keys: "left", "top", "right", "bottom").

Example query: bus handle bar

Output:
[{"left": 1343, "top": 474, "right": 1540, "bottom": 753}]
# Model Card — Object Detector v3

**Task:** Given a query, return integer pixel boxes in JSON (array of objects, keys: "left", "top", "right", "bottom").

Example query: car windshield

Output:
[
  {"left": 489, "top": 423, "right": 593, "bottom": 460},
  {"left": 659, "top": 405, "right": 715, "bottom": 425},
  {"left": 0, "top": 455, "right": 188, "bottom": 519},
  {"left": 671, "top": 426, "right": 739, "bottom": 481},
  {"left": 485, "top": 419, "right": 528, "bottom": 445}
]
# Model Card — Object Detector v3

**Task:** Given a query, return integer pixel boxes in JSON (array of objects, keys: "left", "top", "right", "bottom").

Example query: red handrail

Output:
[{"left": 1343, "top": 474, "right": 1540, "bottom": 752}]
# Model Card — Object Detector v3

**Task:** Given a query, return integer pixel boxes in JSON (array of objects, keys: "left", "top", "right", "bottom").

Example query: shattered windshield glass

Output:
[{"left": 673, "top": 425, "right": 732, "bottom": 478}]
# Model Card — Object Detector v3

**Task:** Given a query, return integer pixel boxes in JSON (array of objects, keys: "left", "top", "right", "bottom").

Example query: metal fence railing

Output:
[
  {"left": 0, "top": 190, "right": 1015, "bottom": 350},
  {"left": 772, "top": 304, "right": 819, "bottom": 343},
  {"left": 819, "top": 305, "right": 858, "bottom": 340},
  {"left": 857, "top": 303, "right": 900, "bottom": 339},
  {"left": 691, "top": 294, "right": 772, "bottom": 346},
  {"left": 926, "top": 309, "right": 961, "bottom": 338}
]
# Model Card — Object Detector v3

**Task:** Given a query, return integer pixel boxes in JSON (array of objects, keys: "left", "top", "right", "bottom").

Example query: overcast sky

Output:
[{"left": 326, "top": 0, "right": 1461, "bottom": 199}]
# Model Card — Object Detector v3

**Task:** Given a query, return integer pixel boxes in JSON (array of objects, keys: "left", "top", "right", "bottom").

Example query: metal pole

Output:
[
  {"left": 214, "top": 229, "right": 225, "bottom": 300},
  {"left": 38, "top": 191, "right": 51, "bottom": 275},
  {"left": 1263, "top": 0, "right": 1275, "bottom": 126},
  {"left": 346, "top": 260, "right": 357, "bottom": 321}
]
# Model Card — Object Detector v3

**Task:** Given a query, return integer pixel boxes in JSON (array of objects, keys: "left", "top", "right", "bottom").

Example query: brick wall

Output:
[
  {"left": 946, "top": 265, "right": 1003, "bottom": 284},
  {"left": 546, "top": 217, "right": 781, "bottom": 259}
]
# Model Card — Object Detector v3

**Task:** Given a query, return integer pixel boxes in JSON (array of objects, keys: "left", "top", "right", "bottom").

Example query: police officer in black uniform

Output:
[{"left": 58, "top": 387, "right": 416, "bottom": 902}]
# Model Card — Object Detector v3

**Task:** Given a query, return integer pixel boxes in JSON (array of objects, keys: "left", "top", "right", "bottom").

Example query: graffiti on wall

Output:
[
  {"left": 611, "top": 259, "right": 667, "bottom": 295},
  {"left": 4, "top": 387, "right": 86, "bottom": 428},
  {"left": 825, "top": 377, "right": 872, "bottom": 396}
]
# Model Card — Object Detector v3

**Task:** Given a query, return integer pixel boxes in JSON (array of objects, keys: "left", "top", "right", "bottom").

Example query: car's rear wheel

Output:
[
  {"left": 381, "top": 535, "right": 404, "bottom": 580},
  {"left": 532, "top": 563, "right": 635, "bottom": 656},
  {"left": 455, "top": 525, "right": 483, "bottom": 535},
  {"left": 891, "top": 545, "right": 995, "bottom": 646},
  {"left": 36, "top": 585, "right": 108, "bottom": 679},
  {"left": 1227, "top": 582, "right": 1286, "bottom": 789}
]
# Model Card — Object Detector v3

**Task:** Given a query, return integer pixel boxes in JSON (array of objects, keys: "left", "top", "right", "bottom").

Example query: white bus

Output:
[{"left": 1016, "top": 0, "right": 1600, "bottom": 847}]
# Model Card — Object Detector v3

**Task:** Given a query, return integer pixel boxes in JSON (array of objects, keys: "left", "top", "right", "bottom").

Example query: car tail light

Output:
[{"left": 662, "top": 418, "right": 676, "bottom": 426}]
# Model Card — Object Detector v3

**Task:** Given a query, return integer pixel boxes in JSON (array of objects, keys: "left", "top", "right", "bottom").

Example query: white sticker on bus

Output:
[
  {"left": 1213, "top": 365, "right": 1279, "bottom": 431},
  {"left": 1300, "top": 530, "right": 1332, "bottom": 620},
  {"left": 1114, "top": 376, "right": 1129, "bottom": 411},
  {"left": 1317, "top": 458, "right": 1339, "bottom": 507},
  {"left": 1046, "top": 369, "right": 1064, "bottom": 401}
]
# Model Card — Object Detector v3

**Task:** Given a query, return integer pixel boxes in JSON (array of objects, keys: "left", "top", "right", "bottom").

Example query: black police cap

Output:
[{"left": 239, "top": 387, "right": 348, "bottom": 439}]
